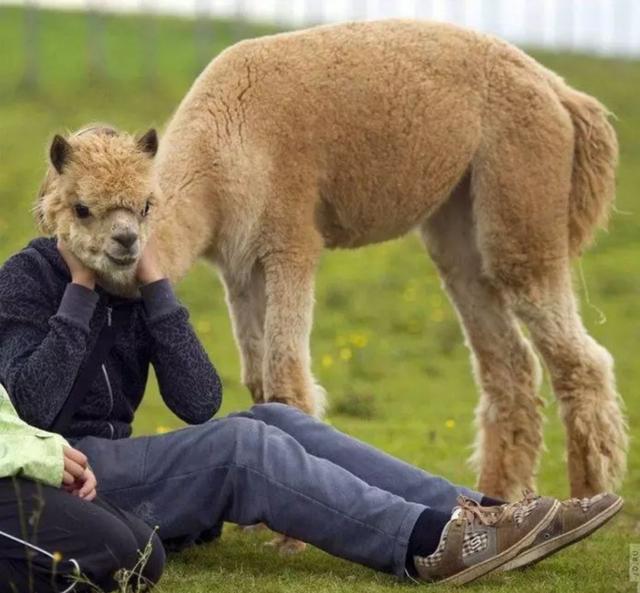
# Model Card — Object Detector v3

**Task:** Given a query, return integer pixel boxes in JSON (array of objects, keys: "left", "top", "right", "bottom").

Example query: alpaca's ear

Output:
[
  {"left": 137, "top": 128, "right": 158, "bottom": 157},
  {"left": 50, "top": 134, "right": 71, "bottom": 174}
]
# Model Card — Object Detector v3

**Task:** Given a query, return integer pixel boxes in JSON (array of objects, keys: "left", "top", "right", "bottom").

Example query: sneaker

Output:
[
  {"left": 500, "top": 492, "right": 623, "bottom": 571},
  {"left": 413, "top": 493, "right": 559, "bottom": 585}
]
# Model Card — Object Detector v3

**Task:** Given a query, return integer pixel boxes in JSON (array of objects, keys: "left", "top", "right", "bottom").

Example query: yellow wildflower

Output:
[
  {"left": 350, "top": 333, "right": 368, "bottom": 348},
  {"left": 339, "top": 347, "right": 353, "bottom": 361}
]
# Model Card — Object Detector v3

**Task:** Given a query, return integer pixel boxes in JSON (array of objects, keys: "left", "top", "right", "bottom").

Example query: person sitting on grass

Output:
[
  {"left": 0, "top": 382, "right": 165, "bottom": 593},
  {"left": 0, "top": 232, "right": 623, "bottom": 587}
]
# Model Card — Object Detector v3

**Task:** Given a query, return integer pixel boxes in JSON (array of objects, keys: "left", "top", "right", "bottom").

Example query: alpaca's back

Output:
[
  {"left": 156, "top": 21, "right": 500, "bottom": 250},
  {"left": 154, "top": 20, "right": 591, "bottom": 257}
]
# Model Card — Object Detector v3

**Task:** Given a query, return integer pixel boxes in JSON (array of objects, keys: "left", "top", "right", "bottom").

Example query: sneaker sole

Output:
[
  {"left": 500, "top": 495, "right": 623, "bottom": 571},
  {"left": 439, "top": 499, "right": 561, "bottom": 586}
]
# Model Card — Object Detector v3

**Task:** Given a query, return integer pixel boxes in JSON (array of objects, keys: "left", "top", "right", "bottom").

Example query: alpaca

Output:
[{"left": 36, "top": 20, "right": 627, "bottom": 500}]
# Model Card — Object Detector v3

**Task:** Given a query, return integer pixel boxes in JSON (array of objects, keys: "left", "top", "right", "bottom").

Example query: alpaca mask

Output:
[{"left": 35, "top": 125, "right": 159, "bottom": 297}]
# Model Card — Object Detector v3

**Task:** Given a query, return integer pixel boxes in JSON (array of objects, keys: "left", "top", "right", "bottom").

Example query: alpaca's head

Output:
[{"left": 36, "top": 124, "right": 159, "bottom": 296}]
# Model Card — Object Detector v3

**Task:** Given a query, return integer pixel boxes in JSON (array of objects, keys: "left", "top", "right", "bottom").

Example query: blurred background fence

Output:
[{"left": 2, "top": 0, "right": 640, "bottom": 91}]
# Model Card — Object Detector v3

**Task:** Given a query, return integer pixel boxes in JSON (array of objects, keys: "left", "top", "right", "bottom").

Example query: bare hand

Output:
[
  {"left": 75, "top": 468, "right": 98, "bottom": 501},
  {"left": 136, "top": 236, "right": 164, "bottom": 286},
  {"left": 57, "top": 239, "right": 96, "bottom": 290},
  {"left": 62, "top": 446, "right": 97, "bottom": 501}
]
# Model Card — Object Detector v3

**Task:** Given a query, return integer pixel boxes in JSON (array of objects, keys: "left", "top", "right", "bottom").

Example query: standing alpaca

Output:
[{"left": 38, "top": 20, "right": 626, "bottom": 500}]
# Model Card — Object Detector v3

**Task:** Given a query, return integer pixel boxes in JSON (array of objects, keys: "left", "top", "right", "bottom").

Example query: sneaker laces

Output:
[
  {"left": 564, "top": 492, "right": 604, "bottom": 512},
  {"left": 455, "top": 490, "right": 540, "bottom": 527}
]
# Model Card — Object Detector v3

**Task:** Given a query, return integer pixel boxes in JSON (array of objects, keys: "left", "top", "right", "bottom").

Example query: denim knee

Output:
[{"left": 214, "top": 416, "right": 266, "bottom": 466}]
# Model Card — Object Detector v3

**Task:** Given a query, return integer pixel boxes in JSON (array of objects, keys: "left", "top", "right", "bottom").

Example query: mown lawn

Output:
[{"left": 0, "top": 6, "right": 638, "bottom": 593}]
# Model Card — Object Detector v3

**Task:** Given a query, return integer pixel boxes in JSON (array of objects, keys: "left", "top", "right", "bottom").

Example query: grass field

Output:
[{"left": 0, "top": 6, "right": 638, "bottom": 593}]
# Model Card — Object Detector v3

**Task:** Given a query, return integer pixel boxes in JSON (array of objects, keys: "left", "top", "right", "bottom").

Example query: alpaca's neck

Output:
[{"left": 151, "top": 182, "right": 217, "bottom": 284}]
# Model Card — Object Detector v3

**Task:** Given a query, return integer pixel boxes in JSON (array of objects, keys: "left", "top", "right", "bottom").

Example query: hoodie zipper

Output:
[{"left": 103, "top": 306, "right": 115, "bottom": 439}]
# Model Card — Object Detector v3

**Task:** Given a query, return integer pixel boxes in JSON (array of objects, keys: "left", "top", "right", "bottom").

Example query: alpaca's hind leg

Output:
[
  {"left": 514, "top": 279, "right": 628, "bottom": 496},
  {"left": 421, "top": 180, "right": 544, "bottom": 500},
  {"left": 470, "top": 93, "right": 627, "bottom": 496},
  {"left": 221, "top": 262, "right": 267, "bottom": 403},
  {"left": 261, "top": 233, "right": 326, "bottom": 417}
]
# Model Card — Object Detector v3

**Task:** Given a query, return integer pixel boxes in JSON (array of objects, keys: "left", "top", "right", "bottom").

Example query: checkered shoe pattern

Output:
[
  {"left": 462, "top": 530, "right": 489, "bottom": 557},
  {"left": 415, "top": 508, "right": 490, "bottom": 569}
]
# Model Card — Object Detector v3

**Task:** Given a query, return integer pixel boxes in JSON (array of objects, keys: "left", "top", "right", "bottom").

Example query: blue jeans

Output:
[{"left": 75, "top": 403, "right": 480, "bottom": 577}]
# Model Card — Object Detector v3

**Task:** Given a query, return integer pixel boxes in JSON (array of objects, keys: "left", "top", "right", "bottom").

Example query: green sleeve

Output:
[{"left": 0, "top": 384, "right": 68, "bottom": 487}]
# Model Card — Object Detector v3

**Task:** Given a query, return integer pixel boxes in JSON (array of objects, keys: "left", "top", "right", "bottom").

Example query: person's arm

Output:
[
  {"left": 135, "top": 238, "right": 222, "bottom": 424},
  {"left": 141, "top": 279, "right": 223, "bottom": 424},
  {"left": 0, "top": 250, "right": 97, "bottom": 429}
]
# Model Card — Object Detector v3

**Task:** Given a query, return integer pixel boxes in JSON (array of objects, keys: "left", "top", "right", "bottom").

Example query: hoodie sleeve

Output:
[
  {"left": 141, "top": 279, "right": 222, "bottom": 424},
  {"left": 0, "top": 251, "right": 97, "bottom": 429}
]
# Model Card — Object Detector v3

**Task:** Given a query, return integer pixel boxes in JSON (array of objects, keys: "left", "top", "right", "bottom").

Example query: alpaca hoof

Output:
[{"left": 264, "top": 534, "right": 307, "bottom": 555}]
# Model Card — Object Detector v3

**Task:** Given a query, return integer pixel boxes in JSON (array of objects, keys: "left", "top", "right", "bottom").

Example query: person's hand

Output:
[
  {"left": 57, "top": 239, "right": 96, "bottom": 290},
  {"left": 62, "top": 446, "right": 97, "bottom": 501},
  {"left": 75, "top": 467, "right": 98, "bottom": 501},
  {"left": 136, "top": 236, "right": 164, "bottom": 286}
]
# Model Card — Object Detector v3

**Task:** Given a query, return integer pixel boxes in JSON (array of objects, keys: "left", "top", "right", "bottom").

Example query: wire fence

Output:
[{"left": 5, "top": 0, "right": 640, "bottom": 91}]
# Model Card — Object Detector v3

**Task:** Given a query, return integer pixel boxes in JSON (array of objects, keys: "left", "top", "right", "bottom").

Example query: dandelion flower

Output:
[
  {"left": 340, "top": 347, "right": 353, "bottom": 361},
  {"left": 445, "top": 419, "right": 455, "bottom": 429},
  {"left": 321, "top": 354, "right": 334, "bottom": 368},
  {"left": 156, "top": 425, "right": 170, "bottom": 434},
  {"left": 350, "top": 333, "right": 368, "bottom": 348}
]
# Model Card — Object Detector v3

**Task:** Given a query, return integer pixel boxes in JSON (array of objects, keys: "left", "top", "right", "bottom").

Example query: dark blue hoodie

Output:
[{"left": 0, "top": 237, "right": 222, "bottom": 440}]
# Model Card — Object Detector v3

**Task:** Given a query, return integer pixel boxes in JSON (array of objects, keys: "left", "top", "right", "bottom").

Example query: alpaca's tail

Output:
[{"left": 551, "top": 78, "right": 619, "bottom": 257}]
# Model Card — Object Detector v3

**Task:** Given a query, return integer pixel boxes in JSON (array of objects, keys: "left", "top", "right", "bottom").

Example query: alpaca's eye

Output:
[
  {"left": 142, "top": 199, "right": 152, "bottom": 217},
  {"left": 74, "top": 203, "right": 91, "bottom": 219}
]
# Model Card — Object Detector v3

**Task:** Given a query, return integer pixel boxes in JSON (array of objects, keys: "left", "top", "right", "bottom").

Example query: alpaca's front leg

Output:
[
  {"left": 261, "top": 247, "right": 324, "bottom": 417},
  {"left": 222, "top": 263, "right": 267, "bottom": 403}
]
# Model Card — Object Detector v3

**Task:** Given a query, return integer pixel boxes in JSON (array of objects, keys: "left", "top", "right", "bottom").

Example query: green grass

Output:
[{"left": 0, "top": 6, "right": 639, "bottom": 593}]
